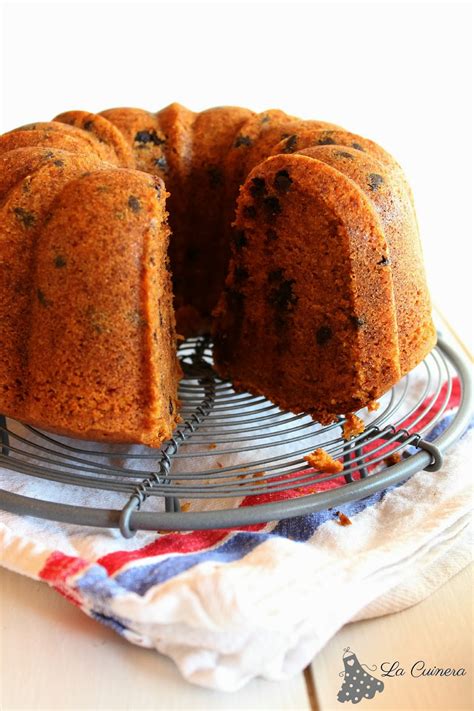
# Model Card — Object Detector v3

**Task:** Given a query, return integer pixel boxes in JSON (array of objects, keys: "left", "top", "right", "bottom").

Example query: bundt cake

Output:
[{"left": 0, "top": 104, "right": 436, "bottom": 446}]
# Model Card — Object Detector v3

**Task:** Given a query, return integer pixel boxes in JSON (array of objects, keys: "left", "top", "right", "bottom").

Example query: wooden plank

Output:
[
  {"left": 310, "top": 564, "right": 473, "bottom": 710},
  {"left": 0, "top": 567, "right": 311, "bottom": 710}
]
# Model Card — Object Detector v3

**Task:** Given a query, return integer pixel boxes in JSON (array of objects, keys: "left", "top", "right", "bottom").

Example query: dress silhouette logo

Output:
[{"left": 337, "top": 647, "right": 384, "bottom": 704}]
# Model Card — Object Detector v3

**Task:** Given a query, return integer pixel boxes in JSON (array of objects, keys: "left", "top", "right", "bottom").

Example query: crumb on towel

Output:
[{"left": 336, "top": 511, "right": 352, "bottom": 526}]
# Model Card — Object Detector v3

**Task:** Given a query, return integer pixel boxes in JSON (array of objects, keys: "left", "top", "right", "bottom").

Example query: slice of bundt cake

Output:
[
  {"left": 212, "top": 148, "right": 436, "bottom": 421},
  {"left": 0, "top": 144, "right": 180, "bottom": 446}
]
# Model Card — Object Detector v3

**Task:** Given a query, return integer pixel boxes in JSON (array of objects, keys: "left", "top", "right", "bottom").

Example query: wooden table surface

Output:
[{"left": 1, "top": 313, "right": 472, "bottom": 711}]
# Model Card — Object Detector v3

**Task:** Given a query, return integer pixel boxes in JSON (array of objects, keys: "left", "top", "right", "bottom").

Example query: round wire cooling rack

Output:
[{"left": 0, "top": 334, "right": 472, "bottom": 537}]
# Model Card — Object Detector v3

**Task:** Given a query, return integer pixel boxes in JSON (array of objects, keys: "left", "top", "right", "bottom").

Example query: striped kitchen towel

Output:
[{"left": 0, "top": 374, "right": 472, "bottom": 691}]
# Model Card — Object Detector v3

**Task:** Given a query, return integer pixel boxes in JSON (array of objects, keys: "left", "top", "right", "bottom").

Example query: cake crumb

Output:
[
  {"left": 342, "top": 413, "right": 365, "bottom": 440},
  {"left": 304, "top": 448, "right": 343, "bottom": 473},
  {"left": 208, "top": 443, "right": 217, "bottom": 450},
  {"left": 384, "top": 452, "right": 402, "bottom": 466},
  {"left": 180, "top": 502, "right": 191, "bottom": 512},
  {"left": 336, "top": 511, "right": 352, "bottom": 527},
  {"left": 216, "top": 462, "right": 223, "bottom": 468},
  {"left": 367, "top": 399, "right": 380, "bottom": 412},
  {"left": 252, "top": 471, "right": 266, "bottom": 486}
]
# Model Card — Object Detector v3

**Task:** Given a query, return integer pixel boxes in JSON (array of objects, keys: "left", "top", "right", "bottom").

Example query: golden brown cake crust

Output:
[
  {"left": 0, "top": 128, "right": 106, "bottom": 160},
  {"left": 0, "top": 149, "right": 106, "bottom": 419},
  {"left": 297, "top": 145, "right": 435, "bottom": 374},
  {"left": 54, "top": 110, "right": 135, "bottom": 167},
  {"left": 7, "top": 120, "right": 122, "bottom": 160}
]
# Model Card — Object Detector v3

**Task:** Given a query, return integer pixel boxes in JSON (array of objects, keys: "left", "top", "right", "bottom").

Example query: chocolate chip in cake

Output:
[
  {"left": 266, "top": 228, "right": 278, "bottom": 243},
  {"left": 37, "top": 289, "right": 49, "bottom": 307},
  {"left": 352, "top": 142, "right": 365, "bottom": 151},
  {"left": 54, "top": 255, "right": 67, "bottom": 269},
  {"left": 243, "top": 205, "right": 257, "bottom": 219},
  {"left": 268, "top": 268, "right": 284, "bottom": 283},
  {"left": 334, "top": 151, "right": 354, "bottom": 160},
  {"left": 208, "top": 166, "right": 224, "bottom": 188},
  {"left": 135, "top": 130, "right": 165, "bottom": 146},
  {"left": 269, "top": 281, "right": 298, "bottom": 311},
  {"left": 273, "top": 170, "right": 293, "bottom": 193},
  {"left": 368, "top": 173, "right": 384, "bottom": 191},
  {"left": 318, "top": 135, "right": 336, "bottom": 145},
  {"left": 233, "top": 230, "right": 248, "bottom": 251},
  {"left": 234, "top": 135, "right": 252, "bottom": 148},
  {"left": 263, "top": 196, "right": 281, "bottom": 220},
  {"left": 13, "top": 207, "right": 36, "bottom": 228},
  {"left": 154, "top": 156, "right": 168, "bottom": 172},
  {"left": 169, "top": 398, "right": 174, "bottom": 415},
  {"left": 249, "top": 177, "right": 267, "bottom": 197},
  {"left": 128, "top": 195, "right": 141, "bottom": 212},
  {"left": 349, "top": 315, "right": 365, "bottom": 328},
  {"left": 316, "top": 325, "right": 333, "bottom": 345},
  {"left": 83, "top": 120, "right": 94, "bottom": 131},
  {"left": 282, "top": 134, "right": 298, "bottom": 153},
  {"left": 377, "top": 255, "right": 391, "bottom": 266},
  {"left": 53, "top": 159, "right": 65, "bottom": 167},
  {"left": 267, "top": 270, "right": 298, "bottom": 311},
  {"left": 260, "top": 115, "right": 271, "bottom": 124}
]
